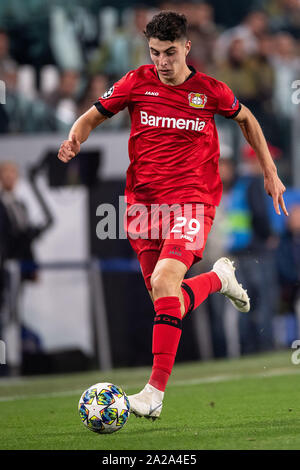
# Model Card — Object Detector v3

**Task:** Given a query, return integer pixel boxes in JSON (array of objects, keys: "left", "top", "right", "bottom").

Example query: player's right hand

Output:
[{"left": 57, "top": 134, "right": 81, "bottom": 163}]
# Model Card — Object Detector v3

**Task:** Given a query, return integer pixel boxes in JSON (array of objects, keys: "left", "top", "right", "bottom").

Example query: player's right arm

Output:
[{"left": 57, "top": 106, "right": 107, "bottom": 163}]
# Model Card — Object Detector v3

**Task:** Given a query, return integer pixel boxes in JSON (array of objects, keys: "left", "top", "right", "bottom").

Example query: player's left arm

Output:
[{"left": 233, "top": 104, "right": 288, "bottom": 216}]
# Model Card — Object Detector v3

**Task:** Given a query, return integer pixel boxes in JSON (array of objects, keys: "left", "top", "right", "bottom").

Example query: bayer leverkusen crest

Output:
[{"left": 188, "top": 92, "right": 207, "bottom": 109}]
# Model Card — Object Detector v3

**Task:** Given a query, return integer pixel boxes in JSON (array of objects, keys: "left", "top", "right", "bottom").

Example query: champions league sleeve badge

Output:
[{"left": 101, "top": 86, "right": 114, "bottom": 99}]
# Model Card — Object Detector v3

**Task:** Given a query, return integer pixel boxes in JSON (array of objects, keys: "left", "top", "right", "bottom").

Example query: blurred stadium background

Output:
[{"left": 0, "top": 0, "right": 299, "bottom": 378}]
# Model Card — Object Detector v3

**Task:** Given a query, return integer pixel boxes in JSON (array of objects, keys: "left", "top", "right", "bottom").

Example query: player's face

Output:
[{"left": 148, "top": 37, "right": 191, "bottom": 84}]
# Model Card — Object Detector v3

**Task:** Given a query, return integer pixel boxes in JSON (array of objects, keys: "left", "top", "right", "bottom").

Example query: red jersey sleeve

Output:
[
  {"left": 94, "top": 70, "right": 136, "bottom": 117},
  {"left": 216, "top": 80, "right": 241, "bottom": 119}
]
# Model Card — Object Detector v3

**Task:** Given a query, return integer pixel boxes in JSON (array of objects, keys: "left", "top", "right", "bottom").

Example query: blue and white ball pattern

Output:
[{"left": 78, "top": 382, "right": 130, "bottom": 434}]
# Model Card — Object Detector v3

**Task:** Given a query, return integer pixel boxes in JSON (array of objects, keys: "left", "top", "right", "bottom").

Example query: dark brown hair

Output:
[{"left": 144, "top": 11, "right": 187, "bottom": 42}]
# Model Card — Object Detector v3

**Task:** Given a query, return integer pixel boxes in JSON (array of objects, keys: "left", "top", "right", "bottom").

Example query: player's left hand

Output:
[{"left": 264, "top": 171, "right": 288, "bottom": 216}]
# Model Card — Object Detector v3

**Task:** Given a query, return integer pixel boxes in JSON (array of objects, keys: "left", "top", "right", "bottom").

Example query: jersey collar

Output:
[{"left": 155, "top": 65, "right": 196, "bottom": 85}]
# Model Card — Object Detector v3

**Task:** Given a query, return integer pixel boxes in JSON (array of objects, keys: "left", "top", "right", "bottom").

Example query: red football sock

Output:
[
  {"left": 149, "top": 296, "right": 182, "bottom": 392},
  {"left": 181, "top": 271, "right": 222, "bottom": 318}
]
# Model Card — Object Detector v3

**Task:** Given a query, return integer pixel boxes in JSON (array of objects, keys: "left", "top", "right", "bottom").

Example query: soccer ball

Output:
[{"left": 78, "top": 382, "right": 130, "bottom": 434}]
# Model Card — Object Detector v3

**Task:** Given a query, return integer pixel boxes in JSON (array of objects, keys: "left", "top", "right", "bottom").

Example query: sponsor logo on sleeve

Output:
[{"left": 231, "top": 96, "right": 238, "bottom": 108}]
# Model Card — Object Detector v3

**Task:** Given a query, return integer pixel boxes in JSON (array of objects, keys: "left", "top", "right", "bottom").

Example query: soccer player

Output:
[{"left": 58, "top": 12, "right": 288, "bottom": 420}]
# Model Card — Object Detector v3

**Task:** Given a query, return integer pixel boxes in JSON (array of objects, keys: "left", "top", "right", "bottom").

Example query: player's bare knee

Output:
[{"left": 151, "top": 270, "right": 181, "bottom": 300}]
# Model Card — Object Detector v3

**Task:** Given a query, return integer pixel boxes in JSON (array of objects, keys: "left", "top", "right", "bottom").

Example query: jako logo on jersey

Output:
[
  {"left": 188, "top": 92, "right": 207, "bottom": 109},
  {"left": 101, "top": 86, "right": 114, "bottom": 99},
  {"left": 145, "top": 91, "right": 159, "bottom": 96},
  {"left": 140, "top": 111, "right": 206, "bottom": 132},
  {"left": 180, "top": 234, "right": 194, "bottom": 242}
]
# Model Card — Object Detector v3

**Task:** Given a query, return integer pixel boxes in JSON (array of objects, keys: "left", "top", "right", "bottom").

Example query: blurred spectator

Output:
[
  {"left": 271, "top": 32, "right": 300, "bottom": 117},
  {"left": 0, "top": 31, "right": 60, "bottom": 133},
  {"left": 0, "top": 59, "right": 58, "bottom": 133},
  {"left": 77, "top": 73, "right": 108, "bottom": 116},
  {"left": 247, "top": 35, "right": 275, "bottom": 106},
  {"left": 245, "top": 34, "right": 280, "bottom": 143},
  {"left": 77, "top": 73, "right": 128, "bottom": 128},
  {"left": 43, "top": 69, "right": 80, "bottom": 131},
  {"left": 211, "top": 32, "right": 283, "bottom": 148},
  {"left": 214, "top": 10, "right": 269, "bottom": 63},
  {"left": 276, "top": 203, "right": 300, "bottom": 316},
  {"left": 0, "top": 31, "right": 17, "bottom": 132},
  {"left": 0, "top": 33, "right": 16, "bottom": 133},
  {"left": 210, "top": 38, "right": 260, "bottom": 109},
  {"left": 270, "top": 32, "right": 300, "bottom": 157},
  {"left": 49, "top": 2, "right": 99, "bottom": 72},
  {"left": 0, "top": 162, "right": 42, "bottom": 275},
  {"left": 185, "top": 3, "right": 219, "bottom": 71},
  {"left": 0, "top": 30, "right": 17, "bottom": 77},
  {"left": 43, "top": 69, "right": 80, "bottom": 107},
  {"left": 0, "top": 0, "right": 53, "bottom": 67},
  {"left": 88, "top": 6, "right": 152, "bottom": 78},
  {"left": 269, "top": 0, "right": 300, "bottom": 38}
]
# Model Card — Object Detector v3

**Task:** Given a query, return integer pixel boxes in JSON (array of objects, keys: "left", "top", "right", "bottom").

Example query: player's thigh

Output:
[
  {"left": 125, "top": 203, "right": 161, "bottom": 291},
  {"left": 127, "top": 235, "right": 160, "bottom": 291},
  {"left": 138, "top": 248, "right": 160, "bottom": 291}
]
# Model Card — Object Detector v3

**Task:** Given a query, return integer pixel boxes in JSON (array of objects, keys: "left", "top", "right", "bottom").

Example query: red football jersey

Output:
[{"left": 95, "top": 65, "right": 241, "bottom": 206}]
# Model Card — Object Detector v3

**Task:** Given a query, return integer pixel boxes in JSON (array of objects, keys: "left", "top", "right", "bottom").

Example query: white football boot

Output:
[
  {"left": 212, "top": 257, "right": 250, "bottom": 313},
  {"left": 128, "top": 383, "right": 164, "bottom": 420}
]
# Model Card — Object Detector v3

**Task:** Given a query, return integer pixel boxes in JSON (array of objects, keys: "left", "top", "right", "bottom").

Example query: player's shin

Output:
[{"left": 149, "top": 296, "right": 182, "bottom": 392}]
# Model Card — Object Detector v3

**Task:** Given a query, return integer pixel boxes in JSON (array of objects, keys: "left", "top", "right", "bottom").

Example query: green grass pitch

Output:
[{"left": 0, "top": 350, "right": 299, "bottom": 450}]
